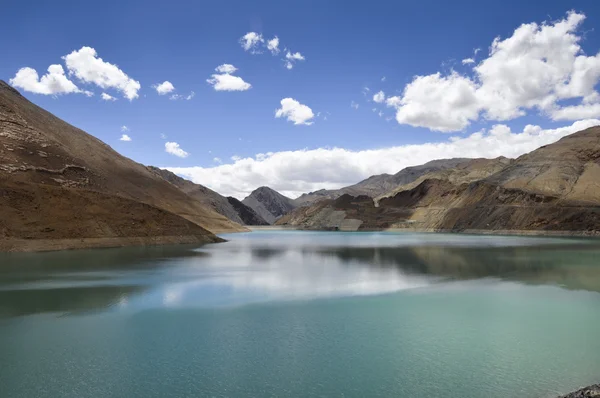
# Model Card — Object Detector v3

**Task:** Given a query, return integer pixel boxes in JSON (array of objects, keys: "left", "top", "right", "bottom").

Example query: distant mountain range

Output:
[
  {"left": 277, "top": 128, "right": 600, "bottom": 234},
  {"left": 3, "top": 78, "right": 600, "bottom": 252}
]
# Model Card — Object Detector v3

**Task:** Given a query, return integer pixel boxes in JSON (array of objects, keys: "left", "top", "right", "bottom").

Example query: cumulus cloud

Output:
[
  {"left": 284, "top": 51, "right": 305, "bottom": 69},
  {"left": 101, "top": 92, "right": 117, "bottom": 101},
  {"left": 153, "top": 81, "right": 175, "bottom": 95},
  {"left": 373, "top": 90, "right": 385, "bottom": 103},
  {"left": 167, "top": 119, "right": 599, "bottom": 199},
  {"left": 267, "top": 36, "right": 280, "bottom": 54},
  {"left": 239, "top": 32, "right": 264, "bottom": 52},
  {"left": 275, "top": 98, "right": 315, "bottom": 125},
  {"left": 215, "top": 64, "right": 238, "bottom": 74},
  {"left": 9, "top": 65, "right": 85, "bottom": 96},
  {"left": 351, "top": 101, "right": 359, "bottom": 110},
  {"left": 461, "top": 58, "right": 475, "bottom": 65},
  {"left": 121, "top": 125, "right": 130, "bottom": 132},
  {"left": 387, "top": 11, "right": 600, "bottom": 131},
  {"left": 62, "top": 46, "right": 141, "bottom": 100},
  {"left": 207, "top": 64, "right": 251, "bottom": 91},
  {"left": 165, "top": 142, "right": 189, "bottom": 158},
  {"left": 119, "top": 134, "right": 132, "bottom": 142}
]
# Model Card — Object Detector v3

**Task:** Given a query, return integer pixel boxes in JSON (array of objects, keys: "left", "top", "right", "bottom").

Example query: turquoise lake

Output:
[{"left": 1, "top": 231, "right": 600, "bottom": 397}]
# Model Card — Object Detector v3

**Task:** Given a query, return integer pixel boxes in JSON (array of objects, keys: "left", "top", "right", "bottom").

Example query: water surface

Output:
[{"left": 1, "top": 231, "right": 600, "bottom": 397}]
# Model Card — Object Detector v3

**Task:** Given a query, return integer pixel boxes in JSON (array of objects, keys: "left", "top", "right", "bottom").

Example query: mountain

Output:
[
  {"left": 242, "top": 186, "right": 297, "bottom": 224},
  {"left": 0, "top": 80, "right": 244, "bottom": 251},
  {"left": 375, "top": 157, "right": 512, "bottom": 203},
  {"left": 147, "top": 166, "right": 269, "bottom": 225},
  {"left": 226, "top": 197, "right": 270, "bottom": 225},
  {"left": 294, "top": 158, "right": 472, "bottom": 205},
  {"left": 277, "top": 127, "right": 600, "bottom": 235}
]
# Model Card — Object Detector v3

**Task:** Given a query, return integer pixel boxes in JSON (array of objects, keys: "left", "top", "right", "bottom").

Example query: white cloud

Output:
[
  {"left": 121, "top": 125, "right": 130, "bottom": 132},
  {"left": 215, "top": 64, "right": 237, "bottom": 74},
  {"left": 388, "top": 72, "right": 480, "bottom": 132},
  {"left": 9, "top": 64, "right": 84, "bottom": 96},
  {"left": 207, "top": 74, "right": 251, "bottom": 91},
  {"left": 207, "top": 64, "right": 251, "bottom": 91},
  {"left": 267, "top": 36, "right": 280, "bottom": 54},
  {"left": 381, "top": 76, "right": 386, "bottom": 82},
  {"left": 239, "top": 32, "right": 264, "bottom": 52},
  {"left": 153, "top": 81, "right": 175, "bottom": 95},
  {"left": 167, "top": 119, "right": 599, "bottom": 199},
  {"left": 461, "top": 58, "right": 475, "bottom": 65},
  {"left": 169, "top": 91, "right": 195, "bottom": 100},
  {"left": 160, "top": 133, "right": 167, "bottom": 139},
  {"left": 275, "top": 98, "right": 315, "bottom": 125},
  {"left": 373, "top": 90, "right": 385, "bottom": 103},
  {"left": 387, "top": 11, "right": 600, "bottom": 131},
  {"left": 351, "top": 101, "right": 359, "bottom": 110},
  {"left": 286, "top": 51, "right": 305, "bottom": 61},
  {"left": 165, "top": 142, "right": 189, "bottom": 158},
  {"left": 63, "top": 46, "right": 141, "bottom": 100},
  {"left": 284, "top": 51, "right": 305, "bottom": 69},
  {"left": 101, "top": 92, "right": 117, "bottom": 101},
  {"left": 213, "top": 157, "right": 223, "bottom": 164},
  {"left": 119, "top": 134, "right": 132, "bottom": 142}
]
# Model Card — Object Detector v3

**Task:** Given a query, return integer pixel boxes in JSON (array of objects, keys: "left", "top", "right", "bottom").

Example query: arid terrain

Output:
[{"left": 0, "top": 80, "right": 244, "bottom": 251}]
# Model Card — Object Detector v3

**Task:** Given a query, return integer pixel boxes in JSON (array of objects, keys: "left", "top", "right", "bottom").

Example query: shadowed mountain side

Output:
[
  {"left": 226, "top": 196, "right": 270, "bottom": 225},
  {"left": 147, "top": 167, "right": 267, "bottom": 226},
  {"left": 242, "top": 186, "right": 297, "bottom": 224}
]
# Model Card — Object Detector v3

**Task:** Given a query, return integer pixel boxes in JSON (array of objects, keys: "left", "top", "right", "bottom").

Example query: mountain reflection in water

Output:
[{"left": 1, "top": 232, "right": 599, "bottom": 317}]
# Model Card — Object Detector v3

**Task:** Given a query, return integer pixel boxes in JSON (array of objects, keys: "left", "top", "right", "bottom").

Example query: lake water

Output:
[{"left": 1, "top": 231, "right": 600, "bottom": 398}]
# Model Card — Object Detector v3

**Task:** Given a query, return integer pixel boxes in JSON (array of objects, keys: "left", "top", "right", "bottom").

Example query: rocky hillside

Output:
[
  {"left": 242, "top": 186, "right": 297, "bottom": 224},
  {"left": 147, "top": 166, "right": 268, "bottom": 226},
  {"left": 0, "top": 80, "right": 244, "bottom": 251},
  {"left": 226, "top": 197, "right": 270, "bottom": 225},
  {"left": 277, "top": 127, "right": 600, "bottom": 235},
  {"left": 294, "top": 158, "right": 471, "bottom": 205}
]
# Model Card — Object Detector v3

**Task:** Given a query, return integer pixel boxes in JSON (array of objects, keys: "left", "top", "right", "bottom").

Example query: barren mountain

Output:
[
  {"left": 147, "top": 166, "right": 267, "bottom": 225},
  {"left": 375, "top": 157, "right": 512, "bottom": 203},
  {"left": 242, "top": 186, "right": 297, "bottom": 224},
  {"left": 0, "top": 80, "right": 244, "bottom": 251},
  {"left": 294, "top": 158, "right": 471, "bottom": 205},
  {"left": 277, "top": 128, "right": 600, "bottom": 235}
]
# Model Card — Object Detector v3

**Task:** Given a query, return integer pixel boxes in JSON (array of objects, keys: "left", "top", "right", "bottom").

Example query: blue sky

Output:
[{"left": 3, "top": 0, "right": 600, "bottom": 198}]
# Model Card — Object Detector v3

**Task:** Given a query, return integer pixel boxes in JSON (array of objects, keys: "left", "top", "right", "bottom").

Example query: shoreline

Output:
[
  {"left": 0, "top": 235, "right": 225, "bottom": 253},
  {"left": 558, "top": 384, "right": 600, "bottom": 397}
]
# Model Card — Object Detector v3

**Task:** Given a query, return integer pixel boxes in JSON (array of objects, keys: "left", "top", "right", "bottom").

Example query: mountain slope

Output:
[
  {"left": 294, "top": 158, "right": 472, "bottom": 205},
  {"left": 226, "top": 197, "right": 270, "bottom": 225},
  {"left": 242, "top": 186, "right": 297, "bottom": 224},
  {"left": 147, "top": 167, "right": 267, "bottom": 226},
  {"left": 0, "top": 80, "right": 242, "bottom": 251},
  {"left": 278, "top": 128, "right": 600, "bottom": 235}
]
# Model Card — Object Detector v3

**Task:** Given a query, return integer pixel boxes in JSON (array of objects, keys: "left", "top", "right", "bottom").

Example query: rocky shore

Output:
[{"left": 559, "top": 384, "right": 600, "bottom": 397}]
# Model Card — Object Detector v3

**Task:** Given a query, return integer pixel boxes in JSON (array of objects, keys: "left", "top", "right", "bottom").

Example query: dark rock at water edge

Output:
[{"left": 559, "top": 384, "right": 600, "bottom": 397}]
